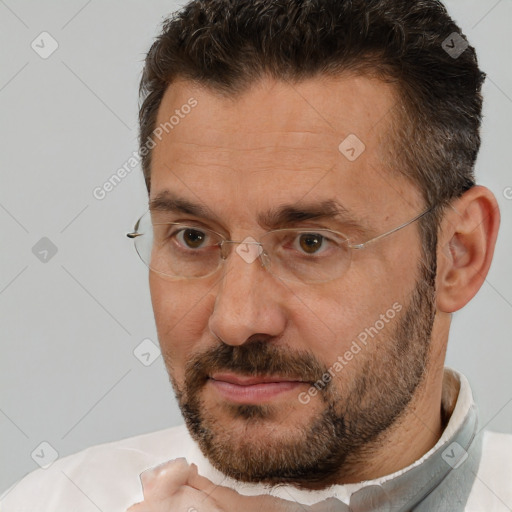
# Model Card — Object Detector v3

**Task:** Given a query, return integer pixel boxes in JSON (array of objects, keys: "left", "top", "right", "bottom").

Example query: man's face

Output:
[{"left": 149, "top": 75, "right": 436, "bottom": 488}]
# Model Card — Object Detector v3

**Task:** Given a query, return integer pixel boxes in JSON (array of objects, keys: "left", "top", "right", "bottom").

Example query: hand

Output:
[{"left": 125, "top": 458, "right": 338, "bottom": 512}]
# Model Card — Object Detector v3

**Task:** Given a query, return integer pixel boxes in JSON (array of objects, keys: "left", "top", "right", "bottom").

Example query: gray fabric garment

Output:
[
  {"left": 307, "top": 402, "right": 480, "bottom": 512},
  {"left": 408, "top": 404, "right": 481, "bottom": 512}
]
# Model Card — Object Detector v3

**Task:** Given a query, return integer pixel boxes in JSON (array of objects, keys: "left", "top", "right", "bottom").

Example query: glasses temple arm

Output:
[{"left": 349, "top": 207, "right": 434, "bottom": 250}]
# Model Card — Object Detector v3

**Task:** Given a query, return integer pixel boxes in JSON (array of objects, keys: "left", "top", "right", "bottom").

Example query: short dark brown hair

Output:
[{"left": 138, "top": 0, "right": 486, "bottom": 267}]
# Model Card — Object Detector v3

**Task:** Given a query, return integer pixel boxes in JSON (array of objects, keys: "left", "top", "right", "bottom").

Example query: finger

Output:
[
  {"left": 186, "top": 464, "right": 222, "bottom": 495},
  {"left": 195, "top": 481, "right": 306, "bottom": 512},
  {"left": 140, "top": 458, "right": 192, "bottom": 501},
  {"left": 162, "top": 485, "right": 224, "bottom": 512}
]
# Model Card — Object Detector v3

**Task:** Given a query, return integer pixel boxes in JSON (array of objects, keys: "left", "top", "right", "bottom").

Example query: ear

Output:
[{"left": 436, "top": 186, "right": 500, "bottom": 313}]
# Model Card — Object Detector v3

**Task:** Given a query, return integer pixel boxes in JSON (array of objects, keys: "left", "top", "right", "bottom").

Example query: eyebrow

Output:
[{"left": 149, "top": 191, "right": 370, "bottom": 234}]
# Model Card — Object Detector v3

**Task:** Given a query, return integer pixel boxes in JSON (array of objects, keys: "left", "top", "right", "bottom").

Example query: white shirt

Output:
[{"left": 1, "top": 368, "right": 511, "bottom": 511}]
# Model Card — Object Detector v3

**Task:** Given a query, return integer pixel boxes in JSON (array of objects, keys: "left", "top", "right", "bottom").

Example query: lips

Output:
[
  {"left": 208, "top": 373, "right": 308, "bottom": 403},
  {"left": 210, "top": 373, "right": 303, "bottom": 386}
]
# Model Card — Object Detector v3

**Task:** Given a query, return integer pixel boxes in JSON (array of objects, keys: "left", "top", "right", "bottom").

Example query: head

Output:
[{"left": 136, "top": 0, "right": 500, "bottom": 488}]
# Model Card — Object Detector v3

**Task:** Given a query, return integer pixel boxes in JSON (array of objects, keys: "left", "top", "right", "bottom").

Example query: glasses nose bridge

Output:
[{"left": 218, "top": 238, "right": 269, "bottom": 266}]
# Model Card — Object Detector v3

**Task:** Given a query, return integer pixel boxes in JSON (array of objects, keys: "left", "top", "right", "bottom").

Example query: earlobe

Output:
[{"left": 436, "top": 186, "right": 500, "bottom": 314}]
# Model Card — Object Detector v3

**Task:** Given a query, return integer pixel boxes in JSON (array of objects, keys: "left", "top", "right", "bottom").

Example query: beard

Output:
[{"left": 164, "top": 257, "right": 437, "bottom": 489}]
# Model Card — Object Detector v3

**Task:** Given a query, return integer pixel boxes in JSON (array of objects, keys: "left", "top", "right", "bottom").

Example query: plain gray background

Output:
[{"left": 1, "top": 0, "right": 511, "bottom": 495}]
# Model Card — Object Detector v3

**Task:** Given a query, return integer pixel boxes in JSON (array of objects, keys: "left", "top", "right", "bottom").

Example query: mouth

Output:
[{"left": 208, "top": 372, "right": 309, "bottom": 404}]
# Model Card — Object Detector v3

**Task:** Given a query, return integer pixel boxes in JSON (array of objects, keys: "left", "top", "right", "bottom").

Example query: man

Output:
[{"left": 1, "top": 0, "right": 510, "bottom": 510}]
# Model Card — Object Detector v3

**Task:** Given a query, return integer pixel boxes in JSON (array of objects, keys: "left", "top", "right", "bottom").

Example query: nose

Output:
[{"left": 208, "top": 241, "right": 287, "bottom": 347}]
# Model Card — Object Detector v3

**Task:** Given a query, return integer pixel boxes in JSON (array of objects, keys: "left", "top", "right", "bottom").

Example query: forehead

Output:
[
  {"left": 155, "top": 74, "right": 395, "bottom": 148},
  {"left": 150, "top": 75, "right": 420, "bottom": 224}
]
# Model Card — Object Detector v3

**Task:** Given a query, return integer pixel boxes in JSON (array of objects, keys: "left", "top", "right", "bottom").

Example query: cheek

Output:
[
  {"left": 150, "top": 275, "right": 212, "bottom": 367},
  {"left": 291, "top": 269, "right": 406, "bottom": 365},
  {"left": 281, "top": 285, "right": 359, "bottom": 367}
]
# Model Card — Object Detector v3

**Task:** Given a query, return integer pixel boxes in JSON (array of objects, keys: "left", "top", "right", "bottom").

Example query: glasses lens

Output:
[
  {"left": 134, "top": 214, "right": 222, "bottom": 278},
  {"left": 261, "top": 228, "right": 351, "bottom": 283},
  {"left": 131, "top": 215, "right": 351, "bottom": 283}
]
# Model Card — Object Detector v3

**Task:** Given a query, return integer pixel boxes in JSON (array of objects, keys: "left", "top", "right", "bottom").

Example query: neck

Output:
[{"left": 336, "top": 363, "right": 446, "bottom": 485}]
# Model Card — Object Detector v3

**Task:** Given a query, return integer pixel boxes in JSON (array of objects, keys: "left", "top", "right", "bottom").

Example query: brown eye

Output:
[
  {"left": 298, "top": 233, "right": 324, "bottom": 254},
  {"left": 179, "top": 228, "right": 207, "bottom": 249}
]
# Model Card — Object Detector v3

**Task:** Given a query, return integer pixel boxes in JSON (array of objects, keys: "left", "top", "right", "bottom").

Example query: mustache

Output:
[{"left": 184, "top": 340, "right": 329, "bottom": 385}]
